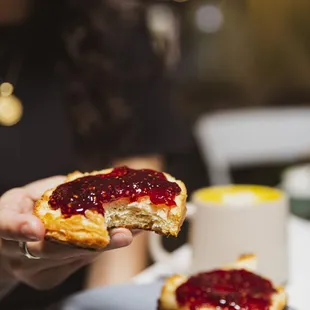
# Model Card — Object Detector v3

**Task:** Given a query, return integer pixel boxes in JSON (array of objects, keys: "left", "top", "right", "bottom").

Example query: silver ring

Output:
[{"left": 18, "top": 241, "right": 41, "bottom": 260}]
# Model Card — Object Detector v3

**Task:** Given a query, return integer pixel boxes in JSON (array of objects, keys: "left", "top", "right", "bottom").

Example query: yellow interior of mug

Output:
[{"left": 194, "top": 185, "right": 283, "bottom": 205}]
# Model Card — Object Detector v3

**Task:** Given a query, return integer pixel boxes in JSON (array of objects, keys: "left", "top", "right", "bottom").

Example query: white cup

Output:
[
  {"left": 149, "top": 185, "right": 289, "bottom": 285},
  {"left": 281, "top": 164, "right": 310, "bottom": 219}
]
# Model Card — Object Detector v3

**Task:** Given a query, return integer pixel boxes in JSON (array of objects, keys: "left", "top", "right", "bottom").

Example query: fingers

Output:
[
  {"left": 0, "top": 187, "right": 45, "bottom": 241},
  {"left": 2, "top": 228, "right": 135, "bottom": 291},
  {"left": 0, "top": 177, "right": 65, "bottom": 242},
  {"left": 2, "top": 228, "right": 133, "bottom": 259},
  {"left": 0, "top": 211, "right": 44, "bottom": 242},
  {"left": 105, "top": 228, "right": 133, "bottom": 250},
  {"left": 131, "top": 229, "right": 143, "bottom": 236},
  {"left": 31, "top": 228, "right": 133, "bottom": 258},
  {"left": 0, "top": 177, "right": 136, "bottom": 292},
  {"left": 26, "top": 241, "right": 99, "bottom": 260},
  {"left": 0, "top": 188, "right": 34, "bottom": 213},
  {"left": 24, "top": 176, "right": 66, "bottom": 201}
]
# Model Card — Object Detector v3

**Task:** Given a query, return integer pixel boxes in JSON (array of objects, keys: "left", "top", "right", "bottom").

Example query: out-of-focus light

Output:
[
  {"left": 195, "top": 4, "right": 223, "bottom": 33},
  {"left": 147, "top": 4, "right": 175, "bottom": 36}
]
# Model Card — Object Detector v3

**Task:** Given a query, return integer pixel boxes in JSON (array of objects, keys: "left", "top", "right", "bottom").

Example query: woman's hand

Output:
[{"left": 0, "top": 176, "right": 133, "bottom": 291}]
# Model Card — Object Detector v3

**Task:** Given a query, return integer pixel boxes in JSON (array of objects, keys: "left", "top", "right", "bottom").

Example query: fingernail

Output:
[
  {"left": 21, "top": 224, "right": 40, "bottom": 241},
  {"left": 114, "top": 233, "right": 132, "bottom": 247}
]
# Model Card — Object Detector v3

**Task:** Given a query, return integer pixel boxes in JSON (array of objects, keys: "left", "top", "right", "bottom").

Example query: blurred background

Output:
[
  {"left": 2, "top": 0, "right": 310, "bottom": 309},
  {"left": 148, "top": 0, "right": 310, "bottom": 198},
  {"left": 147, "top": 0, "right": 310, "bottom": 257}
]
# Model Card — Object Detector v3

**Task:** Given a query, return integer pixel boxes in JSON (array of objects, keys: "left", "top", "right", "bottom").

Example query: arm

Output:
[{"left": 84, "top": 155, "right": 163, "bottom": 288}]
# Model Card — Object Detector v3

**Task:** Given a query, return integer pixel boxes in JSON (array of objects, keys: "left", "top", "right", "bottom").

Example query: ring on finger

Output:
[{"left": 18, "top": 241, "right": 41, "bottom": 260}]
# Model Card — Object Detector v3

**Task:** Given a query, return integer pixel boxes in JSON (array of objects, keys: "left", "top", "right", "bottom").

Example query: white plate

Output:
[{"left": 48, "top": 282, "right": 163, "bottom": 310}]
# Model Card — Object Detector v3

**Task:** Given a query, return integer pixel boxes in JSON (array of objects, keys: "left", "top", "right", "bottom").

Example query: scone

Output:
[
  {"left": 158, "top": 254, "right": 287, "bottom": 310},
  {"left": 34, "top": 166, "right": 187, "bottom": 250}
]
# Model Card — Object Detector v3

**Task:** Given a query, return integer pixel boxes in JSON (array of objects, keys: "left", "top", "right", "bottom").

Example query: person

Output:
[
  {"left": 0, "top": 176, "right": 134, "bottom": 297},
  {"left": 0, "top": 0, "right": 195, "bottom": 309}
]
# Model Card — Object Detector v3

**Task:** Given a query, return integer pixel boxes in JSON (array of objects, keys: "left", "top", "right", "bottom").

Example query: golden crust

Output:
[
  {"left": 158, "top": 255, "right": 287, "bottom": 310},
  {"left": 33, "top": 192, "right": 110, "bottom": 250},
  {"left": 158, "top": 274, "right": 188, "bottom": 310},
  {"left": 34, "top": 167, "right": 187, "bottom": 249},
  {"left": 169, "top": 174, "right": 187, "bottom": 237}
]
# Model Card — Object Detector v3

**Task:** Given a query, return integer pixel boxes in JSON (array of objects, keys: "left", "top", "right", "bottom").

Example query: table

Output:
[{"left": 133, "top": 215, "right": 310, "bottom": 310}]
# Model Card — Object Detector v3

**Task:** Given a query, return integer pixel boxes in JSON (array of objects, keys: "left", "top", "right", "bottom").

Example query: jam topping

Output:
[
  {"left": 48, "top": 166, "right": 181, "bottom": 217},
  {"left": 176, "top": 269, "right": 276, "bottom": 310}
]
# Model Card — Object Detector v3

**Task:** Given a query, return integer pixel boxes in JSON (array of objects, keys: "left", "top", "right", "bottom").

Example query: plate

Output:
[
  {"left": 48, "top": 282, "right": 294, "bottom": 310},
  {"left": 48, "top": 282, "right": 163, "bottom": 310}
]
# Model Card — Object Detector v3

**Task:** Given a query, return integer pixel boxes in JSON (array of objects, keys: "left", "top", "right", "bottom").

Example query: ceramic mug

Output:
[
  {"left": 281, "top": 164, "right": 310, "bottom": 220},
  {"left": 149, "top": 185, "right": 289, "bottom": 285}
]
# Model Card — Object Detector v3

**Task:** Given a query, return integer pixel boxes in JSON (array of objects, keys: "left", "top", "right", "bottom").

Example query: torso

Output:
[
  {"left": 0, "top": 22, "right": 73, "bottom": 195},
  {"left": 0, "top": 21, "right": 80, "bottom": 310}
]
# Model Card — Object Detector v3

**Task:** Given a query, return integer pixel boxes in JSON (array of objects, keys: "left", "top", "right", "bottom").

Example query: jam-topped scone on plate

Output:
[
  {"left": 34, "top": 166, "right": 187, "bottom": 250},
  {"left": 158, "top": 254, "right": 287, "bottom": 310}
]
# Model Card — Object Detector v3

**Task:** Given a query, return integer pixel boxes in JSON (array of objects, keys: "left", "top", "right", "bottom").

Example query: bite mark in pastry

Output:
[{"left": 34, "top": 166, "right": 187, "bottom": 250}]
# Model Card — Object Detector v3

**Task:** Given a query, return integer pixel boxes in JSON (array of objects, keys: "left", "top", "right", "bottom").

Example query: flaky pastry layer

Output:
[{"left": 34, "top": 168, "right": 187, "bottom": 250}]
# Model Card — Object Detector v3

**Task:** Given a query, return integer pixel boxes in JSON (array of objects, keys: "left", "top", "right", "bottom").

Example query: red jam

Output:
[
  {"left": 48, "top": 166, "right": 181, "bottom": 217},
  {"left": 176, "top": 269, "right": 276, "bottom": 310}
]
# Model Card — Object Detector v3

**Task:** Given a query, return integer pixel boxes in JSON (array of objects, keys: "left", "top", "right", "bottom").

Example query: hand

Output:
[{"left": 0, "top": 176, "right": 133, "bottom": 291}]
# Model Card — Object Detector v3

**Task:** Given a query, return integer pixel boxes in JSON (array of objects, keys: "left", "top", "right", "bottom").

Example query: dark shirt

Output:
[
  {"left": 0, "top": 22, "right": 77, "bottom": 310},
  {"left": 0, "top": 16, "right": 203, "bottom": 310},
  {"left": 0, "top": 18, "right": 74, "bottom": 193}
]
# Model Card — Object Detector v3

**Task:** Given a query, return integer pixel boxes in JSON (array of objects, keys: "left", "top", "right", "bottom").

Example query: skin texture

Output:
[{"left": 0, "top": 176, "right": 133, "bottom": 299}]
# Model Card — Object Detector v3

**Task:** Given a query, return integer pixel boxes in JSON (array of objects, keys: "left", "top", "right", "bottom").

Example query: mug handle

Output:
[{"left": 148, "top": 202, "right": 196, "bottom": 264}]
